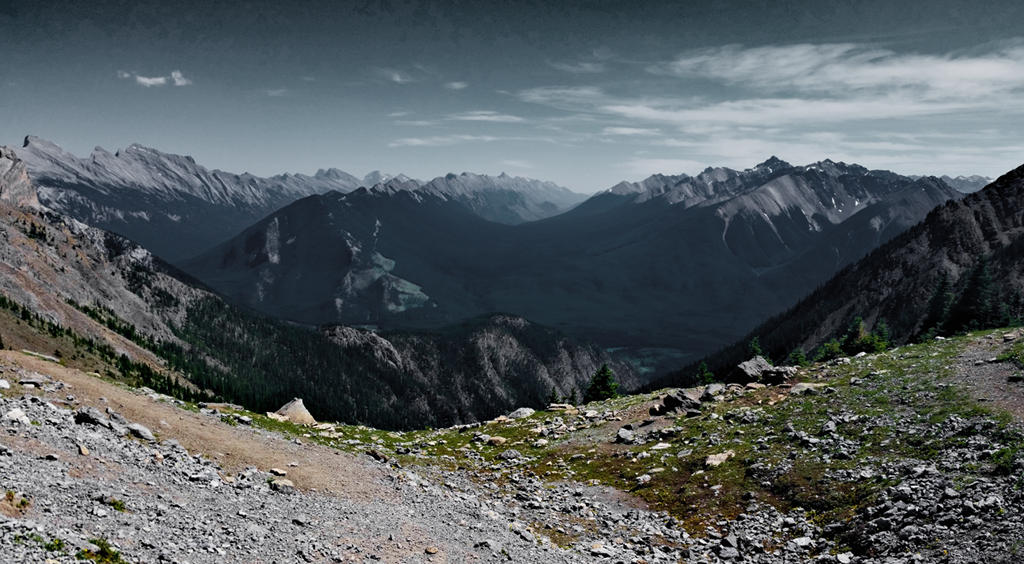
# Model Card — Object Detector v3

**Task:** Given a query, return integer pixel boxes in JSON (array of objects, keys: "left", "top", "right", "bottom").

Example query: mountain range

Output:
[
  {"left": 15, "top": 136, "right": 584, "bottom": 261},
  {"left": 183, "top": 156, "right": 963, "bottom": 366}
]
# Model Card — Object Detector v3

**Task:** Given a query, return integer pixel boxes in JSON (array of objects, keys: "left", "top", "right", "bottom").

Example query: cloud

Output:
[
  {"left": 654, "top": 43, "right": 1024, "bottom": 99},
  {"left": 445, "top": 81, "right": 469, "bottom": 90},
  {"left": 170, "top": 70, "right": 192, "bottom": 86},
  {"left": 602, "top": 127, "right": 661, "bottom": 136},
  {"left": 389, "top": 134, "right": 556, "bottom": 148},
  {"left": 119, "top": 70, "right": 192, "bottom": 88},
  {"left": 549, "top": 61, "right": 606, "bottom": 74},
  {"left": 447, "top": 110, "right": 524, "bottom": 123},
  {"left": 389, "top": 134, "right": 502, "bottom": 147},
  {"left": 500, "top": 159, "right": 534, "bottom": 169},
  {"left": 377, "top": 68, "right": 415, "bottom": 84},
  {"left": 394, "top": 120, "right": 439, "bottom": 126},
  {"left": 134, "top": 75, "right": 168, "bottom": 87},
  {"left": 264, "top": 88, "right": 289, "bottom": 97}
]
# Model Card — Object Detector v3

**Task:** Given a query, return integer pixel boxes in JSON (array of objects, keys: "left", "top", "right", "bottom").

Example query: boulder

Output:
[
  {"left": 735, "top": 356, "right": 772, "bottom": 381},
  {"left": 761, "top": 365, "right": 798, "bottom": 385},
  {"left": 616, "top": 427, "right": 635, "bottom": 443},
  {"left": 127, "top": 423, "right": 156, "bottom": 442},
  {"left": 269, "top": 478, "right": 295, "bottom": 494},
  {"left": 273, "top": 398, "right": 317, "bottom": 426},
  {"left": 701, "top": 383, "right": 726, "bottom": 402},
  {"left": 507, "top": 407, "right": 535, "bottom": 419}
]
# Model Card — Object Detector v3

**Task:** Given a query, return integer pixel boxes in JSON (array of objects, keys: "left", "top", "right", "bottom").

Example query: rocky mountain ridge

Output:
[{"left": 17, "top": 136, "right": 584, "bottom": 261}]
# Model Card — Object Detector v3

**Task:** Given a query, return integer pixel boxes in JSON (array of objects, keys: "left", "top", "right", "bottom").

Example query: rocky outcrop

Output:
[{"left": 0, "top": 147, "right": 40, "bottom": 209}]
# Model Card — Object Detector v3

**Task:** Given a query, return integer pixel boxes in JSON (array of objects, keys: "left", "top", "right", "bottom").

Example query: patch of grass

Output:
[
  {"left": 44, "top": 537, "right": 66, "bottom": 552},
  {"left": 103, "top": 497, "right": 126, "bottom": 512},
  {"left": 76, "top": 538, "right": 129, "bottom": 564},
  {"left": 991, "top": 442, "right": 1024, "bottom": 475}
]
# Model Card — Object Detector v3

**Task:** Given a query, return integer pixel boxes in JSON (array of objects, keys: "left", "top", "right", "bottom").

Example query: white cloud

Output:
[
  {"left": 264, "top": 88, "right": 288, "bottom": 97},
  {"left": 394, "top": 120, "right": 439, "bottom": 126},
  {"left": 389, "top": 135, "right": 502, "bottom": 147},
  {"left": 549, "top": 61, "right": 606, "bottom": 74},
  {"left": 170, "top": 70, "right": 192, "bottom": 86},
  {"left": 119, "top": 70, "right": 192, "bottom": 88},
  {"left": 134, "top": 75, "right": 168, "bottom": 87},
  {"left": 377, "top": 68, "right": 415, "bottom": 84},
  {"left": 602, "top": 127, "right": 661, "bottom": 136},
  {"left": 500, "top": 159, "right": 534, "bottom": 169},
  {"left": 445, "top": 81, "right": 469, "bottom": 90},
  {"left": 389, "top": 134, "right": 556, "bottom": 148},
  {"left": 447, "top": 110, "right": 524, "bottom": 123},
  {"left": 655, "top": 43, "right": 1024, "bottom": 100}
]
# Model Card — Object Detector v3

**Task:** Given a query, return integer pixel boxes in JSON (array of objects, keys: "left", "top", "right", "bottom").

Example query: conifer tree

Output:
[{"left": 583, "top": 364, "right": 618, "bottom": 403}]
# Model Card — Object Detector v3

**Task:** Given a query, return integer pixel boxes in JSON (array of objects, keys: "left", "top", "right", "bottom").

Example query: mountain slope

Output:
[
  {"left": 185, "top": 157, "right": 961, "bottom": 364},
  {"left": 664, "top": 163, "right": 1024, "bottom": 383}
]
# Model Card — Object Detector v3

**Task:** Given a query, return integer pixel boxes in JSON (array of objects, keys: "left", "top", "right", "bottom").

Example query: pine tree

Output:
[
  {"left": 547, "top": 386, "right": 560, "bottom": 405},
  {"left": 785, "top": 348, "right": 808, "bottom": 367},
  {"left": 920, "top": 274, "right": 955, "bottom": 339},
  {"left": 569, "top": 389, "right": 578, "bottom": 406},
  {"left": 748, "top": 337, "right": 764, "bottom": 358},
  {"left": 695, "top": 361, "right": 714, "bottom": 384},
  {"left": 583, "top": 364, "right": 618, "bottom": 403}
]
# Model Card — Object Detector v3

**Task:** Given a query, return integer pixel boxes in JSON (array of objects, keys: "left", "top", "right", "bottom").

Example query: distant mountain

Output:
[
  {"left": 939, "top": 174, "right": 991, "bottom": 193},
  {"left": 661, "top": 165, "right": 1024, "bottom": 385},
  {"left": 0, "top": 145, "right": 633, "bottom": 428},
  {"left": 16, "top": 136, "right": 363, "bottom": 261},
  {"left": 17, "top": 136, "right": 584, "bottom": 261},
  {"left": 183, "top": 157, "right": 962, "bottom": 365}
]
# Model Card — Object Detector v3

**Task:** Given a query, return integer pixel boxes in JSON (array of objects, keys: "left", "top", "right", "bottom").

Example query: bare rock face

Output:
[{"left": 0, "top": 147, "right": 40, "bottom": 209}]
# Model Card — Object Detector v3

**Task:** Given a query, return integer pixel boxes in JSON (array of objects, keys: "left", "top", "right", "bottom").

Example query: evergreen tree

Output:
[
  {"left": 747, "top": 336, "right": 764, "bottom": 358},
  {"left": 947, "top": 258, "right": 996, "bottom": 332},
  {"left": 569, "top": 389, "right": 578, "bottom": 406},
  {"left": 785, "top": 348, "right": 808, "bottom": 367},
  {"left": 920, "top": 274, "right": 954, "bottom": 339},
  {"left": 695, "top": 361, "right": 714, "bottom": 384},
  {"left": 547, "top": 386, "right": 560, "bottom": 405},
  {"left": 583, "top": 364, "right": 618, "bottom": 403}
]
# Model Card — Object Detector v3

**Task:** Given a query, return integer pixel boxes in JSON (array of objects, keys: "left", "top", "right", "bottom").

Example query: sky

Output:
[{"left": 2, "top": 0, "right": 1024, "bottom": 193}]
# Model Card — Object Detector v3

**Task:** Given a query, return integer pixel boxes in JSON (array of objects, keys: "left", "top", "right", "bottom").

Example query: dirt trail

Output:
[
  {"left": 950, "top": 332, "right": 1024, "bottom": 421},
  {"left": 1, "top": 350, "right": 391, "bottom": 501}
]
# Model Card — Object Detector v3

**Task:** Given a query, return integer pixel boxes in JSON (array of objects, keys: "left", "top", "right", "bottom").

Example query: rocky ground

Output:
[{"left": 2, "top": 329, "right": 1024, "bottom": 563}]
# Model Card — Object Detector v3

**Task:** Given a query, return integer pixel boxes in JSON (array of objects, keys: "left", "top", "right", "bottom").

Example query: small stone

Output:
[
  {"left": 651, "top": 442, "right": 671, "bottom": 450},
  {"left": 425, "top": 546, "right": 439, "bottom": 554},
  {"left": 0, "top": 379, "right": 8, "bottom": 389},
  {"left": 705, "top": 450, "right": 735, "bottom": 467},
  {"left": 487, "top": 436, "right": 507, "bottom": 446},
  {"left": 269, "top": 468, "right": 288, "bottom": 476},
  {"left": 78, "top": 444, "right": 90, "bottom": 456},
  {"left": 616, "top": 428, "right": 635, "bottom": 443}
]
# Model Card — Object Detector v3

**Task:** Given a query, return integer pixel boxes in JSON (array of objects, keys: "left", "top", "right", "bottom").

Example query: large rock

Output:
[
  {"left": 273, "top": 398, "right": 317, "bottom": 426},
  {"left": 735, "top": 356, "right": 773, "bottom": 381},
  {"left": 507, "top": 407, "right": 535, "bottom": 419},
  {"left": 127, "top": 423, "right": 156, "bottom": 442}
]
